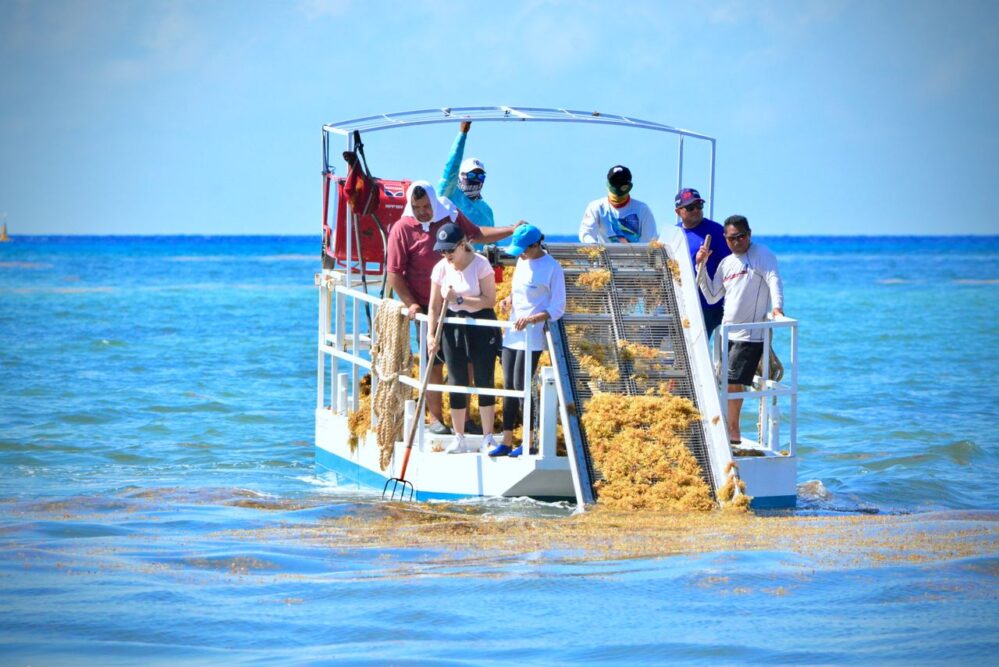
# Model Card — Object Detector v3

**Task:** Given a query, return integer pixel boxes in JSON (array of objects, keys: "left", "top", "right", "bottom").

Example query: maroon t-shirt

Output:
[{"left": 386, "top": 212, "right": 481, "bottom": 307}]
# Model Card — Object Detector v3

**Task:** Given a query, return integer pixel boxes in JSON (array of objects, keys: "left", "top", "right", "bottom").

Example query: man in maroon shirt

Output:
[{"left": 387, "top": 181, "right": 521, "bottom": 434}]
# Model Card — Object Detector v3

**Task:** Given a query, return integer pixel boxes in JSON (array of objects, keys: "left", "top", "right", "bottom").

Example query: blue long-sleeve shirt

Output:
[
  {"left": 677, "top": 217, "right": 730, "bottom": 314},
  {"left": 438, "top": 132, "right": 495, "bottom": 231}
]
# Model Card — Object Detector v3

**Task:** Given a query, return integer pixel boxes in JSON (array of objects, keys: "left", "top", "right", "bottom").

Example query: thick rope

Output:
[{"left": 371, "top": 300, "right": 412, "bottom": 470}]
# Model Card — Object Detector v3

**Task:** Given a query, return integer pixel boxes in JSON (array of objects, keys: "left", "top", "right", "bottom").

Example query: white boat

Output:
[{"left": 314, "top": 107, "right": 798, "bottom": 509}]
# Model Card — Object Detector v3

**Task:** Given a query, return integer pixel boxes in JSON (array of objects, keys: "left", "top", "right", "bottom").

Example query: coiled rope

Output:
[{"left": 371, "top": 299, "right": 413, "bottom": 470}]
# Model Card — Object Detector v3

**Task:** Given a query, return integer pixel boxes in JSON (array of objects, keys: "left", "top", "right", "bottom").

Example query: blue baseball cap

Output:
[
  {"left": 675, "top": 188, "right": 704, "bottom": 208},
  {"left": 504, "top": 224, "right": 543, "bottom": 257}
]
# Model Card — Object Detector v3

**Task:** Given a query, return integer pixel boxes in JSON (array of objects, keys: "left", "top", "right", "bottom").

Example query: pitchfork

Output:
[{"left": 383, "top": 296, "right": 449, "bottom": 501}]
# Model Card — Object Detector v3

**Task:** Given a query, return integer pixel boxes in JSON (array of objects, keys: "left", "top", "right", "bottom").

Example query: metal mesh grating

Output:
[{"left": 545, "top": 243, "right": 716, "bottom": 496}]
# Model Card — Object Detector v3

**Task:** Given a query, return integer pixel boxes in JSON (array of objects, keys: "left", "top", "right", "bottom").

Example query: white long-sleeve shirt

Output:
[
  {"left": 696, "top": 242, "right": 783, "bottom": 342},
  {"left": 578, "top": 198, "right": 657, "bottom": 244},
  {"left": 503, "top": 253, "right": 566, "bottom": 352}
]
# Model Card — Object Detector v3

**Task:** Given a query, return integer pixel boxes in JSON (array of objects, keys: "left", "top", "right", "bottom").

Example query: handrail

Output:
[
  {"left": 323, "top": 106, "right": 715, "bottom": 142},
  {"left": 321, "top": 272, "right": 539, "bottom": 454},
  {"left": 716, "top": 317, "right": 799, "bottom": 456}
]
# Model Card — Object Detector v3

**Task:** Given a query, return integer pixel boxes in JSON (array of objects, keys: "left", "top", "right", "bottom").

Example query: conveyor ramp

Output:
[{"left": 543, "top": 242, "right": 732, "bottom": 504}]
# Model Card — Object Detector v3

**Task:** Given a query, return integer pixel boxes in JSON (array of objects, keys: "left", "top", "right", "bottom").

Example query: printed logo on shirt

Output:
[{"left": 723, "top": 269, "right": 749, "bottom": 283}]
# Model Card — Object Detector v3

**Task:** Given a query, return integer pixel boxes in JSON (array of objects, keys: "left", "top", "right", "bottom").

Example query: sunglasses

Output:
[
  {"left": 463, "top": 170, "right": 486, "bottom": 183},
  {"left": 724, "top": 232, "right": 748, "bottom": 241},
  {"left": 680, "top": 202, "right": 704, "bottom": 212}
]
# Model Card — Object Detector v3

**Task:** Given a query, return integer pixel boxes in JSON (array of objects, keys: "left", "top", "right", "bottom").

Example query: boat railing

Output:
[
  {"left": 317, "top": 270, "right": 547, "bottom": 457},
  {"left": 715, "top": 317, "right": 799, "bottom": 456}
]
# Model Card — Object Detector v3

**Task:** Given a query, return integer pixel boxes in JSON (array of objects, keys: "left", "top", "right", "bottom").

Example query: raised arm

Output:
[{"left": 437, "top": 123, "right": 469, "bottom": 199}]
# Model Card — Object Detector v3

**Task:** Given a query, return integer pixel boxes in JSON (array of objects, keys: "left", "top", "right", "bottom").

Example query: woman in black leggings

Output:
[
  {"left": 427, "top": 223, "right": 499, "bottom": 454},
  {"left": 491, "top": 224, "right": 566, "bottom": 458}
]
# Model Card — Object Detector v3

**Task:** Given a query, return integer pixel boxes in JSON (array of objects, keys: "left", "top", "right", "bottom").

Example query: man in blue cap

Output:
[{"left": 675, "top": 187, "right": 730, "bottom": 339}]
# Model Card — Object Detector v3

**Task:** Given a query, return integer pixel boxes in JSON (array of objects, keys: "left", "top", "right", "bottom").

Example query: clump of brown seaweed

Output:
[
  {"left": 577, "top": 269, "right": 611, "bottom": 291},
  {"left": 581, "top": 387, "right": 719, "bottom": 512}
]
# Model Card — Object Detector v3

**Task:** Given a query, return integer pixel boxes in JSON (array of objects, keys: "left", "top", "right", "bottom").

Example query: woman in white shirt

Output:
[
  {"left": 427, "top": 223, "right": 500, "bottom": 453},
  {"left": 491, "top": 224, "right": 566, "bottom": 458}
]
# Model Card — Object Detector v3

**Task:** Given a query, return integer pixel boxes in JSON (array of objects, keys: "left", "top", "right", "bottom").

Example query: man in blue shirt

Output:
[{"left": 675, "top": 188, "right": 730, "bottom": 339}]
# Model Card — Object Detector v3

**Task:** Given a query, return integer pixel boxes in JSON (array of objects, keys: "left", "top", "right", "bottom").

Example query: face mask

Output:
[
  {"left": 459, "top": 174, "right": 484, "bottom": 200},
  {"left": 608, "top": 182, "right": 632, "bottom": 197}
]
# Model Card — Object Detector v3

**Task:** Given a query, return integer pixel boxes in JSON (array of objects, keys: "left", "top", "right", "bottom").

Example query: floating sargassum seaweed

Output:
[{"left": 581, "top": 385, "right": 725, "bottom": 512}]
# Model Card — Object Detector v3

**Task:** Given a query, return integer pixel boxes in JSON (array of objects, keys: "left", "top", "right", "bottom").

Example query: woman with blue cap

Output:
[{"left": 491, "top": 224, "right": 566, "bottom": 458}]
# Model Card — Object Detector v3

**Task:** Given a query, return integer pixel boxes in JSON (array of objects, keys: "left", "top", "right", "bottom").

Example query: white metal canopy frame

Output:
[{"left": 321, "top": 105, "right": 717, "bottom": 217}]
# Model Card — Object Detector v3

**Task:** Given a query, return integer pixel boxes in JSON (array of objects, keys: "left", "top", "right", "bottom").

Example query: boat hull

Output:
[{"left": 315, "top": 408, "right": 576, "bottom": 502}]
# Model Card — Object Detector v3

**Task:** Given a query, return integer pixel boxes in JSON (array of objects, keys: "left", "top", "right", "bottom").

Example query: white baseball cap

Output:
[{"left": 460, "top": 157, "right": 485, "bottom": 174}]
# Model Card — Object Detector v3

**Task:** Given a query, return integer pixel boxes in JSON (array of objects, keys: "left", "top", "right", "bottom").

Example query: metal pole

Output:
[
  {"left": 790, "top": 321, "right": 798, "bottom": 457},
  {"left": 676, "top": 136, "right": 685, "bottom": 224},
  {"left": 317, "top": 278, "right": 326, "bottom": 410},
  {"left": 760, "top": 326, "right": 771, "bottom": 450},
  {"left": 720, "top": 324, "right": 730, "bottom": 441},
  {"left": 418, "top": 317, "right": 427, "bottom": 451},
  {"left": 708, "top": 138, "right": 716, "bottom": 221},
  {"left": 522, "top": 326, "right": 534, "bottom": 456}
]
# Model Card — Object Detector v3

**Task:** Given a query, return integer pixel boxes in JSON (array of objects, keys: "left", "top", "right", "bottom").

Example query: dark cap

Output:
[
  {"left": 432, "top": 222, "right": 465, "bottom": 251},
  {"left": 675, "top": 188, "right": 705, "bottom": 208},
  {"left": 607, "top": 165, "right": 632, "bottom": 187}
]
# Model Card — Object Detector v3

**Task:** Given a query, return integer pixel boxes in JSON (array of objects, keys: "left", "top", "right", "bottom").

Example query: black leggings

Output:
[
  {"left": 441, "top": 308, "right": 498, "bottom": 410},
  {"left": 501, "top": 348, "right": 542, "bottom": 432}
]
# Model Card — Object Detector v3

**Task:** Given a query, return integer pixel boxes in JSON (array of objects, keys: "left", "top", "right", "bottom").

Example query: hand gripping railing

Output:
[{"left": 317, "top": 272, "right": 543, "bottom": 458}]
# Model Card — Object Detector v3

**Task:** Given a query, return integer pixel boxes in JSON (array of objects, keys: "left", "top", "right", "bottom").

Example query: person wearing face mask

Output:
[
  {"left": 386, "top": 181, "right": 519, "bottom": 435},
  {"left": 438, "top": 121, "right": 494, "bottom": 240},
  {"left": 578, "top": 165, "right": 658, "bottom": 244}
]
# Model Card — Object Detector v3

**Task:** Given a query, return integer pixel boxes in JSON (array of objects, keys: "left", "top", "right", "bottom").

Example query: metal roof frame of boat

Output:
[{"left": 322, "top": 105, "right": 717, "bottom": 219}]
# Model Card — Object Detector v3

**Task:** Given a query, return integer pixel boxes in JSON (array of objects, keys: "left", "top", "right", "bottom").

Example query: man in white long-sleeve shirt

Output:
[
  {"left": 695, "top": 215, "right": 784, "bottom": 444},
  {"left": 578, "top": 165, "right": 657, "bottom": 244}
]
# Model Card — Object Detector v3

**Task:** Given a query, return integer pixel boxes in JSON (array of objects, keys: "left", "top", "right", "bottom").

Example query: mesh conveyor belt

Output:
[{"left": 544, "top": 243, "right": 716, "bottom": 497}]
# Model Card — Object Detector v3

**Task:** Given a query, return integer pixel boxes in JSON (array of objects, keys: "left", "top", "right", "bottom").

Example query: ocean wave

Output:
[
  {"left": 953, "top": 279, "right": 999, "bottom": 285},
  {"left": 2, "top": 286, "right": 117, "bottom": 294},
  {"left": 167, "top": 254, "right": 316, "bottom": 263},
  {"left": 779, "top": 253, "right": 999, "bottom": 262},
  {"left": 0, "top": 261, "right": 54, "bottom": 269}
]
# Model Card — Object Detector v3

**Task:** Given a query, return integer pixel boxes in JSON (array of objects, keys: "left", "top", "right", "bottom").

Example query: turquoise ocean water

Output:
[{"left": 1, "top": 235, "right": 997, "bottom": 664}]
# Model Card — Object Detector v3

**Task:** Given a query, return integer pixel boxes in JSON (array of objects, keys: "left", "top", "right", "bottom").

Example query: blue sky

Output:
[{"left": 1, "top": 0, "right": 997, "bottom": 236}]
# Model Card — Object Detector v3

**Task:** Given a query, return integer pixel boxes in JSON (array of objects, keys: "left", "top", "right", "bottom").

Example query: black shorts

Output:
[{"left": 728, "top": 341, "right": 763, "bottom": 386}]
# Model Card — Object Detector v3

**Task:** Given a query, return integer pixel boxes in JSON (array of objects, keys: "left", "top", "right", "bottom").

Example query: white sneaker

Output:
[
  {"left": 444, "top": 434, "right": 466, "bottom": 454},
  {"left": 480, "top": 433, "right": 499, "bottom": 453}
]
